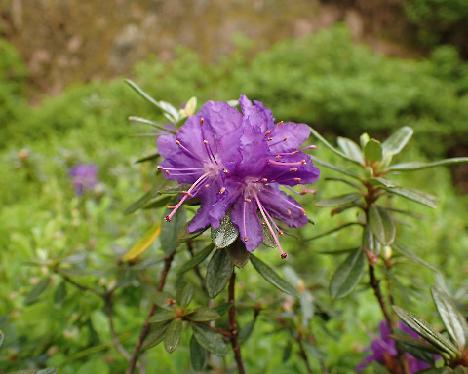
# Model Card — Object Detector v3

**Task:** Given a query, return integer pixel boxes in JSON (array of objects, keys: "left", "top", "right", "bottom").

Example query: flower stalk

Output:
[{"left": 228, "top": 272, "right": 246, "bottom": 374}]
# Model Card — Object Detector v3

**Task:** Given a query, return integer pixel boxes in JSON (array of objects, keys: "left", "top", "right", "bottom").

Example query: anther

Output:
[
  {"left": 203, "top": 139, "right": 209, "bottom": 144},
  {"left": 289, "top": 167, "right": 298, "bottom": 172},
  {"left": 244, "top": 198, "right": 252, "bottom": 203},
  {"left": 244, "top": 236, "right": 249, "bottom": 242},
  {"left": 287, "top": 209, "right": 292, "bottom": 216},
  {"left": 264, "top": 130, "right": 271, "bottom": 136},
  {"left": 293, "top": 178, "right": 301, "bottom": 182},
  {"left": 275, "top": 154, "right": 281, "bottom": 160},
  {"left": 223, "top": 168, "right": 229, "bottom": 173},
  {"left": 280, "top": 252, "right": 288, "bottom": 259},
  {"left": 260, "top": 178, "right": 268, "bottom": 183},
  {"left": 200, "top": 117, "right": 205, "bottom": 125},
  {"left": 267, "top": 137, "right": 273, "bottom": 141},
  {"left": 278, "top": 230, "right": 284, "bottom": 236},
  {"left": 219, "top": 187, "right": 226, "bottom": 195},
  {"left": 204, "top": 184, "right": 211, "bottom": 188},
  {"left": 277, "top": 121, "right": 284, "bottom": 126},
  {"left": 165, "top": 216, "right": 171, "bottom": 222}
]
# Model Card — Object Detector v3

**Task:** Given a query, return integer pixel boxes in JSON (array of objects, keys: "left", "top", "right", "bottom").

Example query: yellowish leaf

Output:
[{"left": 122, "top": 224, "right": 161, "bottom": 262}]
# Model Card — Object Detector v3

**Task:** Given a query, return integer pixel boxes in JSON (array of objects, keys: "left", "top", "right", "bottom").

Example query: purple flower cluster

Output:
[
  {"left": 357, "top": 321, "right": 433, "bottom": 373},
  {"left": 157, "top": 95, "right": 320, "bottom": 257},
  {"left": 69, "top": 164, "right": 98, "bottom": 195}
]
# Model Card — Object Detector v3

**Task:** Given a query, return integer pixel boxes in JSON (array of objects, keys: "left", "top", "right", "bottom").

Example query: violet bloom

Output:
[
  {"left": 69, "top": 164, "right": 98, "bottom": 195},
  {"left": 157, "top": 95, "right": 320, "bottom": 257},
  {"left": 357, "top": 321, "right": 434, "bottom": 373}
]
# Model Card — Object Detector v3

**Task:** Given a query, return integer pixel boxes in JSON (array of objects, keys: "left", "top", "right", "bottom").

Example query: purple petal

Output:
[
  {"left": 268, "top": 122, "right": 311, "bottom": 154},
  {"left": 230, "top": 196, "right": 263, "bottom": 252},
  {"left": 258, "top": 186, "right": 308, "bottom": 227},
  {"left": 239, "top": 94, "right": 275, "bottom": 133}
]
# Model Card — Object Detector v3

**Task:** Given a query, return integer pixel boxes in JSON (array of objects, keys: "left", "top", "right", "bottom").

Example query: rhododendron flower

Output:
[
  {"left": 357, "top": 321, "right": 434, "bottom": 373},
  {"left": 69, "top": 164, "right": 98, "bottom": 195},
  {"left": 157, "top": 95, "right": 320, "bottom": 256}
]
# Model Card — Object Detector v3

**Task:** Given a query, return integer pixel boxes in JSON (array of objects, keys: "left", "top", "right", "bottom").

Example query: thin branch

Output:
[
  {"left": 126, "top": 251, "right": 176, "bottom": 374},
  {"left": 228, "top": 272, "right": 246, "bottom": 374},
  {"left": 186, "top": 241, "right": 208, "bottom": 295},
  {"left": 294, "top": 333, "right": 313, "bottom": 374},
  {"left": 103, "top": 289, "right": 131, "bottom": 361}
]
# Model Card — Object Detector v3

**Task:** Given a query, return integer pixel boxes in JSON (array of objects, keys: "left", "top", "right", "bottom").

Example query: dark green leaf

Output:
[
  {"left": 226, "top": 240, "right": 250, "bottom": 268},
  {"left": 178, "top": 244, "right": 214, "bottom": 274},
  {"left": 306, "top": 222, "right": 360, "bottom": 242},
  {"left": 432, "top": 286, "right": 468, "bottom": 350},
  {"left": 192, "top": 323, "right": 228, "bottom": 356},
  {"left": 337, "top": 137, "right": 364, "bottom": 164},
  {"left": 393, "top": 306, "right": 459, "bottom": 358},
  {"left": 190, "top": 334, "right": 207, "bottom": 371},
  {"left": 164, "top": 319, "right": 183, "bottom": 353},
  {"left": 143, "top": 195, "right": 174, "bottom": 210},
  {"left": 136, "top": 152, "right": 159, "bottom": 164},
  {"left": 368, "top": 206, "right": 396, "bottom": 245},
  {"left": 161, "top": 207, "right": 187, "bottom": 254},
  {"left": 176, "top": 282, "right": 194, "bottom": 308},
  {"left": 206, "top": 249, "right": 233, "bottom": 298},
  {"left": 364, "top": 138, "right": 382, "bottom": 163},
  {"left": 54, "top": 281, "right": 67, "bottom": 305},
  {"left": 24, "top": 279, "right": 50, "bottom": 306},
  {"left": 37, "top": 369, "right": 58, "bottom": 374},
  {"left": 315, "top": 193, "right": 361, "bottom": 207},
  {"left": 150, "top": 309, "right": 176, "bottom": 323},
  {"left": 250, "top": 255, "right": 297, "bottom": 296},
  {"left": 188, "top": 308, "right": 220, "bottom": 322},
  {"left": 393, "top": 243, "right": 439, "bottom": 272},
  {"left": 239, "top": 317, "right": 257, "bottom": 344},
  {"left": 382, "top": 127, "right": 413, "bottom": 157},
  {"left": 309, "top": 128, "right": 361, "bottom": 165},
  {"left": 124, "top": 187, "right": 162, "bottom": 215},
  {"left": 142, "top": 322, "right": 171, "bottom": 351},
  {"left": 383, "top": 186, "right": 437, "bottom": 208},
  {"left": 389, "top": 157, "right": 468, "bottom": 171},
  {"left": 282, "top": 341, "right": 293, "bottom": 362},
  {"left": 330, "top": 248, "right": 365, "bottom": 298},
  {"left": 211, "top": 215, "right": 239, "bottom": 248}
]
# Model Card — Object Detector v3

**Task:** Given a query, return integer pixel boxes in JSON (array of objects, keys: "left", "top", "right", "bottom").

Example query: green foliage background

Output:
[{"left": 0, "top": 26, "right": 467, "bottom": 373}]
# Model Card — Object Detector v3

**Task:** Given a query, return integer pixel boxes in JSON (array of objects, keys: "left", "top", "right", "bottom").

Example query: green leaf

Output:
[
  {"left": 239, "top": 317, "right": 257, "bottom": 344},
  {"left": 161, "top": 207, "right": 187, "bottom": 254},
  {"left": 360, "top": 132, "right": 370, "bottom": 148},
  {"left": 250, "top": 255, "right": 297, "bottom": 296},
  {"left": 389, "top": 157, "right": 468, "bottom": 171},
  {"left": 206, "top": 249, "right": 233, "bottom": 298},
  {"left": 142, "top": 322, "right": 171, "bottom": 351},
  {"left": 226, "top": 240, "right": 250, "bottom": 268},
  {"left": 383, "top": 186, "right": 437, "bottom": 208},
  {"left": 306, "top": 222, "right": 360, "bottom": 242},
  {"left": 393, "top": 243, "right": 439, "bottom": 272},
  {"left": 24, "top": 279, "right": 50, "bottom": 306},
  {"left": 364, "top": 138, "right": 382, "bottom": 163},
  {"left": 432, "top": 286, "right": 468, "bottom": 350},
  {"left": 192, "top": 323, "right": 228, "bottom": 356},
  {"left": 178, "top": 244, "right": 215, "bottom": 274},
  {"left": 309, "top": 128, "right": 361, "bottom": 165},
  {"left": 382, "top": 127, "right": 413, "bottom": 157},
  {"left": 122, "top": 223, "right": 161, "bottom": 262},
  {"left": 124, "top": 187, "right": 163, "bottom": 215},
  {"left": 0, "top": 330, "right": 4, "bottom": 348},
  {"left": 54, "top": 281, "right": 67, "bottom": 305},
  {"left": 393, "top": 306, "right": 459, "bottom": 358},
  {"left": 188, "top": 308, "right": 220, "bottom": 322},
  {"left": 310, "top": 156, "right": 361, "bottom": 179},
  {"left": 337, "top": 137, "right": 364, "bottom": 164},
  {"left": 176, "top": 282, "right": 194, "bottom": 308},
  {"left": 282, "top": 341, "right": 293, "bottom": 362},
  {"left": 190, "top": 334, "right": 207, "bottom": 371},
  {"left": 164, "top": 319, "right": 182, "bottom": 353},
  {"left": 149, "top": 309, "right": 176, "bottom": 323},
  {"left": 136, "top": 152, "right": 160, "bottom": 164},
  {"left": 315, "top": 193, "right": 361, "bottom": 207},
  {"left": 211, "top": 214, "right": 239, "bottom": 248},
  {"left": 330, "top": 248, "right": 365, "bottom": 298},
  {"left": 368, "top": 206, "right": 396, "bottom": 245}
]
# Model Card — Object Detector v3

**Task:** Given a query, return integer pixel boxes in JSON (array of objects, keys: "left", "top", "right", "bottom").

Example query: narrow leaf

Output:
[
  {"left": 164, "top": 319, "right": 182, "bottom": 353},
  {"left": 54, "top": 281, "right": 67, "bottom": 305},
  {"left": 206, "top": 249, "right": 233, "bottom": 298},
  {"left": 432, "top": 286, "right": 468, "bottom": 350},
  {"left": 122, "top": 224, "right": 161, "bottom": 262},
  {"left": 188, "top": 308, "right": 220, "bottom": 322},
  {"left": 24, "top": 279, "right": 50, "bottom": 306},
  {"left": 136, "top": 153, "right": 159, "bottom": 164},
  {"left": 150, "top": 309, "right": 176, "bottom": 323},
  {"left": 227, "top": 240, "right": 251, "bottom": 268},
  {"left": 190, "top": 334, "right": 207, "bottom": 371},
  {"left": 330, "top": 248, "right": 365, "bottom": 298},
  {"left": 211, "top": 215, "right": 239, "bottom": 248},
  {"left": 368, "top": 206, "right": 396, "bottom": 245},
  {"left": 315, "top": 193, "right": 361, "bottom": 207},
  {"left": 310, "top": 156, "right": 361, "bottom": 179},
  {"left": 393, "top": 306, "right": 459, "bottom": 358},
  {"left": 250, "top": 255, "right": 297, "bottom": 296},
  {"left": 0, "top": 330, "right": 4, "bottom": 348},
  {"left": 176, "top": 282, "right": 194, "bottom": 308},
  {"left": 383, "top": 186, "right": 437, "bottom": 208},
  {"left": 393, "top": 243, "right": 439, "bottom": 272},
  {"left": 306, "top": 222, "right": 360, "bottom": 242},
  {"left": 337, "top": 137, "right": 364, "bottom": 164},
  {"left": 161, "top": 208, "right": 186, "bottom": 254},
  {"left": 309, "top": 128, "right": 361, "bottom": 165},
  {"left": 382, "top": 127, "right": 413, "bottom": 156},
  {"left": 192, "top": 323, "right": 228, "bottom": 356},
  {"left": 389, "top": 157, "right": 468, "bottom": 171},
  {"left": 178, "top": 244, "right": 215, "bottom": 274},
  {"left": 364, "top": 138, "right": 382, "bottom": 163},
  {"left": 125, "top": 187, "right": 163, "bottom": 215},
  {"left": 142, "top": 322, "right": 171, "bottom": 351}
]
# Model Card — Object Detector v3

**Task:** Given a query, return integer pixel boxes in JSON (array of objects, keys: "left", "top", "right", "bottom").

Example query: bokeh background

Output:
[{"left": 1, "top": 0, "right": 467, "bottom": 373}]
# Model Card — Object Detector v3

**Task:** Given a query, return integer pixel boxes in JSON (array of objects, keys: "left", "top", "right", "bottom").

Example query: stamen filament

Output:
[
  {"left": 268, "top": 160, "right": 306, "bottom": 167},
  {"left": 175, "top": 140, "right": 201, "bottom": 161},
  {"left": 253, "top": 194, "right": 288, "bottom": 259}
]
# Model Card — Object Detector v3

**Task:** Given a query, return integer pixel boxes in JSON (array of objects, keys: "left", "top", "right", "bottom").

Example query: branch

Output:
[
  {"left": 126, "top": 251, "right": 176, "bottom": 374},
  {"left": 228, "top": 272, "right": 246, "bottom": 374},
  {"left": 103, "top": 289, "right": 131, "bottom": 361},
  {"left": 294, "top": 333, "right": 313, "bottom": 374}
]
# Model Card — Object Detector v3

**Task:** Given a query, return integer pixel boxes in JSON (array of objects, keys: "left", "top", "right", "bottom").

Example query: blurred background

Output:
[{"left": 0, "top": 0, "right": 467, "bottom": 373}]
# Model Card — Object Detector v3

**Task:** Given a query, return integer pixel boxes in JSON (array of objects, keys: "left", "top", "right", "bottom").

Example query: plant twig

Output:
[
  {"left": 228, "top": 272, "right": 246, "bottom": 374},
  {"left": 186, "top": 240, "right": 208, "bottom": 294},
  {"left": 126, "top": 251, "right": 176, "bottom": 374},
  {"left": 294, "top": 332, "right": 313, "bottom": 374}
]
